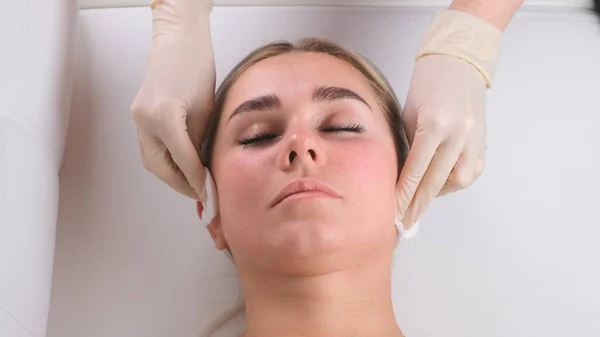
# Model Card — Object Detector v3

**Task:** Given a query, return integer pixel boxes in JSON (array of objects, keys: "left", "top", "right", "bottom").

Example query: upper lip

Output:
[{"left": 271, "top": 178, "right": 340, "bottom": 207}]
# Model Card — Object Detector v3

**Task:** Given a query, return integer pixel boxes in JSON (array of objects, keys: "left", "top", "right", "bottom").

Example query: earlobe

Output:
[
  {"left": 196, "top": 201, "right": 205, "bottom": 220},
  {"left": 207, "top": 214, "right": 229, "bottom": 251}
]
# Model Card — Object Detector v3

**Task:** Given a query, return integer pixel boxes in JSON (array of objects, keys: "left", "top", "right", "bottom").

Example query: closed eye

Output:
[
  {"left": 235, "top": 123, "right": 366, "bottom": 148},
  {"left": 322, "top": 123, "right": 366, "bottom": 133},
  {"left": 235, "top": 132, "right": 280, "bottom": 147}
]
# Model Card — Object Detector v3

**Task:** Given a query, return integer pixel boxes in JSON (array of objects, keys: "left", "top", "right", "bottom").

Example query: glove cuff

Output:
[{"left": 416, "top": 9, "right": 504, "bottom": 88}]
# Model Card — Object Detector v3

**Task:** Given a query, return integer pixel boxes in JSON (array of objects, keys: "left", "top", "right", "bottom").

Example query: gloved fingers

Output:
[
  {"left": 475, "top": 143, "right": 487, "bottom": 177},
  {"left": 437, "top": 140, "right": 481, "bottom": 196},
  {"left": 437, "top": 177, "right": 459, "bottom": 197},
  {"left": 138, "top": 135, "right": 199, "bottom": 200},
  {"left": 395, "top": 127, "right": 443, "bottom": 225},
  {"left": 158, "top": 106, "right": 207, "bottom": 202},
  {"left": 401, "top": 136, "right": 464, "bottom": 227},
  {"left": 438, "top": 140, "right": 487, "bottom": 197},
  {"left": 185, "top": 109, "right": 205, "bottom": 156}
]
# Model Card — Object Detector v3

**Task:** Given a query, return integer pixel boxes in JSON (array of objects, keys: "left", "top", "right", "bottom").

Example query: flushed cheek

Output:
[
  {"left": 219, "top": 154, "right": 272, "bottom": 210},
  {"left": 333, "top": 143, "right": 397, "bottom": 217},
  {"left": 216, "top": 154, "right": 272, "bottom": 252},
  {"left": 331, "top": 142, "right": 396, "bottom": 184}
]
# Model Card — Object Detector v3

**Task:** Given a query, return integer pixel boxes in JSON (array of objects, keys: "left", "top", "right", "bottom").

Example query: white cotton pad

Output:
[
  {"left": 396, "top": 219, "right": 420, "bottom": 239},
  {"left": 204, "top": 167, "right": 219, "bottom": 217}
]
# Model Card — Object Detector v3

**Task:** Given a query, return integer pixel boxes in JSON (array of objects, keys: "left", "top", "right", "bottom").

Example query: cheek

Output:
[
  {"left": 214, "top": 151, "right": 271, "bottom": 217},
  {"left": 333, "top": 139, "right": 397, "bottom": 188},
  {"left": 330, "top": 139, "right": 398, "bottom": 222}
]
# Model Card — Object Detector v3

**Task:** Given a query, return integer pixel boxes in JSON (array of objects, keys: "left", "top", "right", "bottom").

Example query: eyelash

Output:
[{"left": 235, "top": 123, "right": 366, "bottom": 147}]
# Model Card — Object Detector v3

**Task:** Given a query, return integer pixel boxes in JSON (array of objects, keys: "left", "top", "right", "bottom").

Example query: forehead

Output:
[{"left": 224, "top": 52, "right": 376, "bottom": 112}]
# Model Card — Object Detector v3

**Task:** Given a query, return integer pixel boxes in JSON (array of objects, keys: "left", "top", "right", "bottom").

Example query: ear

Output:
[
  {"left": 206, "top": 213, "right": 229, "bottom": 251},
  {"left": 196, "top": 201, "right": 205, "bottom": 220}
]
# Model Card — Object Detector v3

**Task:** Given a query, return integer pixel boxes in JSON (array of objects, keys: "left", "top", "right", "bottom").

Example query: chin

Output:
[{"left": 259, "top": 217, "right": 390, "bottom": 276}]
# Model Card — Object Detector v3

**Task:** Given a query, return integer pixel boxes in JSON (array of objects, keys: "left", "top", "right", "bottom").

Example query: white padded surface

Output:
[
  {"left": 0, "top": 0, "right": 78, "bottom": 336},
  {"left": 44, "top": 5, "right": 600, "bottom": 337}
]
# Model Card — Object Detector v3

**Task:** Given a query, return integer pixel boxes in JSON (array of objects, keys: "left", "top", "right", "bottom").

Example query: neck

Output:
[{"left": 238, "top": 256, "right": 403, "bottom": 337}]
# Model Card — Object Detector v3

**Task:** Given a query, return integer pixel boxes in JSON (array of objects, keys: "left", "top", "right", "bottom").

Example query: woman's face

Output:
[{"left": 207, "top": 52, "right": 399, "bottom": 274}]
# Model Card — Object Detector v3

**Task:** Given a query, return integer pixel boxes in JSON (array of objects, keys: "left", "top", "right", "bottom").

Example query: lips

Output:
[{"left": 271, "top": 178, "right": 340, "bottom": 207}]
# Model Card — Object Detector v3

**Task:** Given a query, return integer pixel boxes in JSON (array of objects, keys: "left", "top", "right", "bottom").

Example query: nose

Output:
[{"left": 277, "top": 129, "right": 326, "bottom": 171}]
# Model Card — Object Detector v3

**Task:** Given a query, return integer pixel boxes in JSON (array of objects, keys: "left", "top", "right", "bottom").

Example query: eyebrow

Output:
[{"left": 227, "top": 86, "right": 371, "bottom": 123}]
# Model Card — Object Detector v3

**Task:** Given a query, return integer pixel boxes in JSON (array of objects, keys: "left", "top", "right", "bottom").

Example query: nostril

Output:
[
  {"left": 289, "top": 151, "right": 297, "bottom": 163},
  {"left": 308, "top": 149, "right": 316, "bottom": 160}
]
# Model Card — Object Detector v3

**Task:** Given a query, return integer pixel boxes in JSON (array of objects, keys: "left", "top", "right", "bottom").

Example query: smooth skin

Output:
[{"left": 205, "top": 51, "right": 404, "bottom": 337}]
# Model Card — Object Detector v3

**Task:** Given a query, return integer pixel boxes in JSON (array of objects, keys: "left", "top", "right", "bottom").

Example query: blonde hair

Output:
[{"left": 199, "top": 37, "right": 408, "bottom": 337}]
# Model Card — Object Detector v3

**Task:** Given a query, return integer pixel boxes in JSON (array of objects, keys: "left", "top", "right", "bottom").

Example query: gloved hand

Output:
[
  {"left": 130, "top": 0, "right": 215, "bottom": 208},
  {"left": 396, "top": 10, "right": 504, "bottom": 229}
]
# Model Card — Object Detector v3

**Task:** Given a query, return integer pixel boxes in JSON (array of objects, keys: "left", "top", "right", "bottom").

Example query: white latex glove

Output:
[
  {"left": 396, "top": 10, "right": 504, "bottom": 228},
  {"left": 130, "top": 0, "right": 215, "bottom": 207}
]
